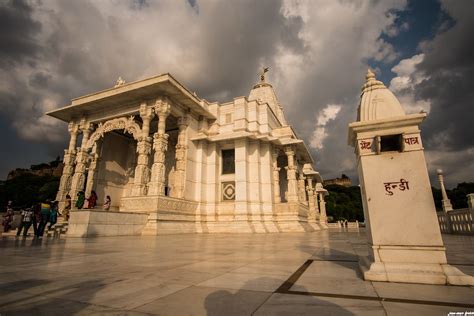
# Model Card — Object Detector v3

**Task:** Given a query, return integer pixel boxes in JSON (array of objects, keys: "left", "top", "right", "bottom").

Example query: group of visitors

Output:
[
  {"left": 6, "top": 200, "right": 59, "bottom": 238},
  {"left": 74, "top": 191, "right": 111, "bottom": 210},
  {"left": 2, "top": 192, "right": 112, "bottom": 238}
]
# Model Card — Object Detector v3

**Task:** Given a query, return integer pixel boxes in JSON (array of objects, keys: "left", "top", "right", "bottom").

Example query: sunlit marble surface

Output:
[{"left": 0, "top": 230, "right": 473, "bottom": 315}]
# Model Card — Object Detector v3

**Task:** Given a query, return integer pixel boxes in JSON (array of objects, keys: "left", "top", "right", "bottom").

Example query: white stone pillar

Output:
[
  {"left": 298, "top": 173, "right": 307, "bottom": 203},
  {"left": 70, "top": 120, "right": 94, "bottom": 199},
  {"left": 284, "top": 145, "right": 298, "bottom": 202},
  {"left": 259, "top": 142, "right": 273, "bottom": 219},
  {"left": 171, "top": 115, "right": 189, "bottom": 199},
  {"left": 319, "top": 192, "right": 327, "bottom": 224},
  {"left": 148, "top": 99, "right": 171, "bottom": 196},
  {"left": 306, "top": 177, "right": 316, "bottom": 221},
  {"left": 437, "top": 169, "right": 453, "bottom": 212},
  {"left": 56, "top": 121, "right": 79, "bottom": 202},
  {"left": 132, "top": 104, "right": 154, "bottom": 196},
  {"left": 271, "top": 147, "right": 281, "bottom": 203},
  {"left": 235, "top": 138, "right": 249, "bottom": 221}
]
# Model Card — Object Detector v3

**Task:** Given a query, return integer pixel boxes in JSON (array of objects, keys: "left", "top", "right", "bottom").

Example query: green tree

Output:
[{"left": 325, "top": 184, "right": 364, "bottom": 222}]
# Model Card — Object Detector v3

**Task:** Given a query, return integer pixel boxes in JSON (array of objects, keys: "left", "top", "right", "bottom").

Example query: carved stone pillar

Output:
[
  {"left": 298, "top": 174, "right": 307, "bottom": 203},
  {"left": 284, "top": 145, "right": 298, "bottom": 202},
  {"left": 319, "top": 192, "right": 327, "bottom": 224},
  {"left": 148, "top": 99, "right": 171, "bottom": 196},
  {"left": 306, "top": 177, "right": 316, "bottom": 221},
  {"left": 132, "top": 104, "right": 154, "bottom": 196},
  {"left": 171, "top": 115, "right": 189, "bottom": 198},
  {"left": 85, "top": 141, "right": 102, "bottom": 198},
  {"left": 56, "top": 122, "right": 80, "bottom": 202},
  {"left": 70, "top": 121, "right": 93, "bottom": 200},
  {"left": 271, "top": 148, "right": 281, "bottom": 203}
]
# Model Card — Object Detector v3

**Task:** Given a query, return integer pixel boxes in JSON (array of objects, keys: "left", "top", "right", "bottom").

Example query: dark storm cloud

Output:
[
  {"left": 0, "top": 0, "right": 41, "bottom": 68},
  {"left": 187, "top": 0, "right": 305, "bottom": 101},
  {"left": 415, "top": 1, "right": 474, "bottom": 151}
]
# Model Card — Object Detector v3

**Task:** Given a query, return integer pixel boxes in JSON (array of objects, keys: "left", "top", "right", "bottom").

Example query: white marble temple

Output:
[{"left": 48, "top": 70, "right": 327, "bottom": 235}]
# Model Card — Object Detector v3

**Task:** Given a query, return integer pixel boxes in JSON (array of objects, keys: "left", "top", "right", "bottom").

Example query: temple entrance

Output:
[{"left": 95, "top": 131, "right": 137, "bottom": 208}]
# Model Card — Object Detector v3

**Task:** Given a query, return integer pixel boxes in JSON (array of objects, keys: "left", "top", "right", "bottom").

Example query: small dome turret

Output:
[{"left": 357, "top": 69, "right": 405, "bottom": 121}]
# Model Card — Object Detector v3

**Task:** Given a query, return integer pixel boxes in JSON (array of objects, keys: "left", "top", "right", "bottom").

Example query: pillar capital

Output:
[
  {"left": 155, "top": 97, "right": 171, "bottom": 117},
  {"left": 284, "top": 145, "right": 295, "bottom": 156},
  {"left": 177, "top": 115, "right": 189, "bottom": 129},
  {"left": 139, "top": 102, "right": 155, "bottom": 121},
  {"left": 271, "top": 147, "right": 280, "bottom": 159},
  {"left": 68, "top": 121, "right": 80, "bottom": 135}
]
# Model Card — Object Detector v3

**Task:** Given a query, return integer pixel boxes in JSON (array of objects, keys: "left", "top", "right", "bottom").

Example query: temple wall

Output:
[{"left": 184, "top": 115, "right": 200, "bottom": 201}]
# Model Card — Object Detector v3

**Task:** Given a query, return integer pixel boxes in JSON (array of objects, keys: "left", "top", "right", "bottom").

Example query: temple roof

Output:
[
  {"left": 357, "top": 69, "right": 405, "bottom": 122},
  {"left": 47, "top": 73, "right": 216, "bottom": 122}
]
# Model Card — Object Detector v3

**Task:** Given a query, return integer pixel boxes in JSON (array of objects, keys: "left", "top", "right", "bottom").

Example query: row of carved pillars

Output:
[
  {"left": 270, "top": 145, "right": 327, "bottom": 224},
  {"left": 56, "top": 100, "right": 189, "bottom": 204}
]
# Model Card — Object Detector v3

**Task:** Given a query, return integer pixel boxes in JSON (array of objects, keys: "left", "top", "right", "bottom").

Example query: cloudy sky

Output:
[{"left": 0, "top": 0, "right": 473, "bottom": 188}]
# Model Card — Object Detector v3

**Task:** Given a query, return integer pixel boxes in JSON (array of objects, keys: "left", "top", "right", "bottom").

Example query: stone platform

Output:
[{"left": 1, "top": 230, "right": 473, "bottom": 315}]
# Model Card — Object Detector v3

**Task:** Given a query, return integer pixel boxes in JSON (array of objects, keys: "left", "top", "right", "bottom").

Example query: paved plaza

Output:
[{"left": 0, "top": 230, "right": 473, "bottom": 315}]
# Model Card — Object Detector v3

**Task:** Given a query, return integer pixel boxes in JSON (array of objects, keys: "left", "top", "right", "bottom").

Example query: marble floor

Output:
[{"left": 0, "top": 229, "right": 473, "bottom": 315}]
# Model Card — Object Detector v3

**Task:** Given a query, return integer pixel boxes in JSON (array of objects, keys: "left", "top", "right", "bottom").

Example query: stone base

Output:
[
  {"left": 67, "top": 210, "right": 148, "bottom": 237},
  {"left": 120, "top": 196, "right": 329, "bottom": 235},
  {"left": 359, "top": 244, "right": 474, "bottom": 285},
  {"left": 142, "top": 219, "right": 320, "bottom": 235}
]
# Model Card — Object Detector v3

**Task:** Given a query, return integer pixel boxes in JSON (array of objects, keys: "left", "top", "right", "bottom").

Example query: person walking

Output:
[
  {"left": 48, "top": 201, "right": 58, "bottom": 230},
  {"left": 32, "top": 203, "right": 41, "bottom": 237},
  {"left": 63, "top": 194, "right": 72, "bottom": 221},
  {"left": 37, "top": 200, "right": 51, "bottom": 237},
  {"left": 75, "top": 191, "right": 85, "bottom": 209},
  {"left": 103, "top": 195, "right": 111, "bottom": 211},
  {"left": 16, "top": 207, "right": 34, "bottom": 237},
  {"left": 2, "top": 201, "right": 14, "bottom": 233}
]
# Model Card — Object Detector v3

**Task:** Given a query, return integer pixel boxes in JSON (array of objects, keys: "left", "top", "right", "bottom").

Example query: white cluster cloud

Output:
[
  {"left": 389, "top": 54, "right": 431, "bottom": 114},
  {"left": 310, "top": 104, "right": 341, "bottom": 150}
]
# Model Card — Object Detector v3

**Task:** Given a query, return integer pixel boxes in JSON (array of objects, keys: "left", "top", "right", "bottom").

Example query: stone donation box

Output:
[{"left": 348, "top": 70, "right": 473, "bottom": 285}]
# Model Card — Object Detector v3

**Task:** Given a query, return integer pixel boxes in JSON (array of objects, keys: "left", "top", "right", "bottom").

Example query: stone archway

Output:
[
  {"left": 82, "top": 116, "right": 143, "bottom": 205},
  {"left": 86, "top": 116, "right": 142, "bottom": 150}
]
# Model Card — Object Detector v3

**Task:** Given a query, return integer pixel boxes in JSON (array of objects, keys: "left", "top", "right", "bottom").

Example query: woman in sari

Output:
[{"left": 75, "top": 191, "right": 85, "bottom": 209}]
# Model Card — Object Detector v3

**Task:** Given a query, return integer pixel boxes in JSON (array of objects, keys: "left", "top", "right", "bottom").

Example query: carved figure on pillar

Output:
[
  {"left": 172, "top": 115, "right": 189, "bottom": 199},
  {"left": 271, "top": 148, "right": 281, "bottom": 203},
  {"left": 284, "top": 145, "right": 298, "bottom": 202},
  {"left": 132, "top": 104, "right": 155, "bottom": 196},
  {"left": 85, "top": 141, "right": 102, "bottom": 197},
  {"left": 56, "top": 121, "right": 80, "bottom": 202},
  {"left": 148, "top": 98, "right": 171, "bottom": 196}
]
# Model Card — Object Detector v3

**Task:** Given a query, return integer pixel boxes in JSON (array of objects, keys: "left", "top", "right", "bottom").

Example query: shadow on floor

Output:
[{"left": 203, "top": 277, "right": 354, "bottom": 315}]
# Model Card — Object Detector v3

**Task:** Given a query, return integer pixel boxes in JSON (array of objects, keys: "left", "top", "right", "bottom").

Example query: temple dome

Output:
[{"left": 357, "top": 69, "right": 405, "bottom": 121}]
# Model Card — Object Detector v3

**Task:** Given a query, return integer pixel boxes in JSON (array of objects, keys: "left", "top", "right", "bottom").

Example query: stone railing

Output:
[
  {"left": 327, "top": 221, "right": 360, "bottom": 229},
  {"left": 437, "top": 208, "right": 474, "bottom": 235}
]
